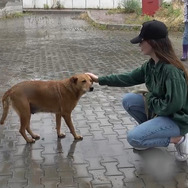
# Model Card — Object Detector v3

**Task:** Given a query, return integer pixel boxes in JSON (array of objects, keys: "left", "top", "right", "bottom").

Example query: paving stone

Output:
[
  {"left": 8, "top": 168, "right": 28, "bottom": 184},
  {"left": 8, "top": 182, "right": 28, "bottom": 188},
  {"left": 25, "top": 163, "right": 44, "bottom": 188},
  {"left": 86, "top": 115, "right": 98, "bottom": 121},
  {"left": 92, "top": 184, "right": 112, "bottom": 188},
  {"left": 25, "top": 183, "right": 44, "bottom": 188},
  {"left": 94, "top": 111, "right": 106, "bottom": 119},
  {"left": 140, "top": 175, "right": 172, "bottom": 188},
  {"left": 101, "top": 126, "right": 116, "bottom": 135},
  {"left": 101, "top": 161, "right": 123, "bottom": 176},
  {"left": 119, "top": 138, "right": 133, "bottom": 149},
  {"left": 174, "top": 173, "right": 188, "bottom": 188},
  {"left": 91, "top": 130, "right": 106, "bottom": 141},
  {"left": 114, "top": 129, "right": 127, "bottom": 139},
  {"left": 107, "top": 176, "right": 125, "bottom": 188},
  {"left": 43, "top": 166, "right": 59, "bottom": 180},
  {"left": 41, "top": 177, "right": 60, "bottom": 188},
  {"left": 27, "top": 148, "right": 44, "bottom": 161},
  {"left": 104, "top": 135, "right": 122, "bottom": 145},
  {"left": 88, "top": 122, "right": 101, "bottom": 131},
  {"left": 115, "top": 152, "right": 135, "bottom": 168},
  {"left": 112, "top": 123, "right": 127, "bottom": 130},
  {"left": 120, "top": 167, "right": 142, "bottom": 183},
  {"left": 0, "top": 161, "right": 12, "bottom": 176},
  {"left": 73, "top": 119, "right": 88, "bottom": 127},
  {"left": 79, "top": 127, "right": 93, "bottom": 137},
  {"left": 57, "top": 179, "right": 77, "bottom": 188},
  {"left": 124, "top": 182, "right": 145, "bottom": 188},
  {"left": 75, "top": 177, "right": 93, "bottom": 188},
  {"left": 86, "top": 157, "right": 104, "bottom": 171},
  {"left": 42, "top": 143, "right": 59, "bottom": 155},
  {"left": 73, "top": 163, "right": 91, "bottom": 178},
  {"left": 89, "top": 169, "right": 111, "bottom": 185},
  {"left": 98, "top": 119, "right": 112, "bottom": 127},
  {"left": 42, "top": 153, "right": 58, "bottom": 165},
  {"left": 0, "top": 175, "right": 11, "bottom": 188}
]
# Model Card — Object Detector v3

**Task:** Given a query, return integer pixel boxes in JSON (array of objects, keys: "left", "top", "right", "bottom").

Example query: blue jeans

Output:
[{"left": 122, "top": 93, "right": 181, "bottom": 148}]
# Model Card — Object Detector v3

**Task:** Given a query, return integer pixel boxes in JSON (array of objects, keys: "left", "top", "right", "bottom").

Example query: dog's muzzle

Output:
[{"left": 89, "top": 87, "right": 94, "bottom": 92}]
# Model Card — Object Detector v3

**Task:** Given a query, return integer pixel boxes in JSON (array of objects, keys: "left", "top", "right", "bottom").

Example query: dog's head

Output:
[{"left": 70, "top": 74, "right": 94, "bottom": 94}]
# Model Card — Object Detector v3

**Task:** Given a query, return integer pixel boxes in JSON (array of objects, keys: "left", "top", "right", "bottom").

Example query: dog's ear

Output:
[{"left": 70, "top": 76, "right": 78, "bottom": 84}]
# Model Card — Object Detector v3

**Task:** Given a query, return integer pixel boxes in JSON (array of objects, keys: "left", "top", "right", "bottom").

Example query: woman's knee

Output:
[
  {"left": 122, "top": 93, "right": 137, "bottom": 110},
  {"left": 127, "top": 129, "right": 142, "bottom": 147},
  {"left": 122, "top": 93, "right": 144, "bottom": 111}
]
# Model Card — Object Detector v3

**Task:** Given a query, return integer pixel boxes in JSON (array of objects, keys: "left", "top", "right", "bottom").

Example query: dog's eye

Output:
[{"left": 82, "top": 80, "right": 86, "bottom": 83}]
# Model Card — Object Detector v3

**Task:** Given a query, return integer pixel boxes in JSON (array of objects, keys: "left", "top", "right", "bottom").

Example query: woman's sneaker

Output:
[{"left": 175, "top": 135, "right": 188, "bottom": 161}]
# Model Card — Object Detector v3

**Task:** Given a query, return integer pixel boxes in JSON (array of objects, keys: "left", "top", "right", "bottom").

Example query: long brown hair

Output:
[{"left": 147, "top": 37, "right": 188, "bottom": 83}]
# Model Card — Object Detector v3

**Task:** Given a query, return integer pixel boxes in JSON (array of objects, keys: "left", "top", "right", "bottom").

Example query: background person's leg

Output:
[{"left": 181, "top": 22, "right": 188, "bottom": 61}]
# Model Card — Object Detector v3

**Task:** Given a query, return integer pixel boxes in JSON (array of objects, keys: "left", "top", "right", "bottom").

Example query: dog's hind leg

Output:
[
  {"left": 26, "top": 120, "right": 40, "bottom": 141},
  {"left": 19, "top": 114, "right": 36, "bottom": 143},
  {"left": 12, "top": 96, "right": 37, "bottom": 143},
  {"left": 56, "top": 114, "right": 65, "bottom": 138}
]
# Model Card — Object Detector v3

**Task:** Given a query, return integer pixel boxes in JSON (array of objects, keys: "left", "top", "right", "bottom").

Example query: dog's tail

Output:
[{"left": 0, "top": 91, "right": 11, "bottom": 125}]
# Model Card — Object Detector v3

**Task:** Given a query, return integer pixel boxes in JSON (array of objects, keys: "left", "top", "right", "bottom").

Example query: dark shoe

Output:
[{"left": 180, "top": 56, "right": 187, "bottom": 61}]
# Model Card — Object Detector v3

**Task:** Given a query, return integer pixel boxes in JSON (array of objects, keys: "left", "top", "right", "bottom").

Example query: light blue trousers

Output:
[{"left": 122, "top": 93, "right": 180, "bottom": 148}]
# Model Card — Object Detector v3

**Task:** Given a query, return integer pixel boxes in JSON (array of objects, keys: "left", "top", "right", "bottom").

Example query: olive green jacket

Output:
[{"left": 98, "top": 59, "right": 188, "bottom": 135}]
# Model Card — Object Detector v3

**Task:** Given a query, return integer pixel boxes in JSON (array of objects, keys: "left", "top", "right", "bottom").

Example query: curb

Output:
[
  {"left": 23, "top": 9, "right": 142, "bottom": 30},
  {"left": 23, "top": 8, "right": 86, "bottom": 15},
  {"left": 87, "top": 10, "right": 141, "bottom": 30}
]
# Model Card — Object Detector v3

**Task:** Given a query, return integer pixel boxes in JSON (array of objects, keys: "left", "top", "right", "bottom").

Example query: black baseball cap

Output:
[{"left": 130, "top": 20, "right": 168, "bottom": 44}]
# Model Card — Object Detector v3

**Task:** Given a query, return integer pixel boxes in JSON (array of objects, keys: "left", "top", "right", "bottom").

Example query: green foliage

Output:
[
  {"left": 44, "top": 4, "right": 49, "bottom": 9},
  {"left": 56, "top": 1, "right": 64, "bottom": 9},
  {"left": 141, "top": 15, "right": 152, "bottom": 22},
  {"left": 1, "top": 12, "right": 28, "bottom": 19},
  {"left": 121, "top": 0, "right": 141, "bottom": 14},
  {"left": 160, "top": 2, "right": 182, "bottom": 17}
]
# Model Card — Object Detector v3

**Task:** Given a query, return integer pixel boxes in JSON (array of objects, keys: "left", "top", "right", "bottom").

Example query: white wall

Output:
[
  {"left": 23, "top": 0, "right": 142, "bottom": 9},
  {"left": 23, "top": 0, "right": 173, "bottom": 9}
]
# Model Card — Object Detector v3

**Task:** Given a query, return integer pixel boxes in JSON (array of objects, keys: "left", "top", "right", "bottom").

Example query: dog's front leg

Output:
[
  {"left": 56, "top": 114, "right": 66, "bottom": 138},
  {"left": 63, "top": 114, "right": 83, "bottom": 140}
]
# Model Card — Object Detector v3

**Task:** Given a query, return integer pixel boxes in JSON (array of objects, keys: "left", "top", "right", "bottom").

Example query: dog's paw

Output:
[
  {"left": 32, "top": 135, "right": 40, "bottom": 140},
  {"left": 58, "top": 133, "right": 66, "bottom": 138},
  {"left": 74, "top": 135, "right": 83, "bottom": 140},
  {"left": 27, "top": 138, "right": 36, "bottom": 143}
]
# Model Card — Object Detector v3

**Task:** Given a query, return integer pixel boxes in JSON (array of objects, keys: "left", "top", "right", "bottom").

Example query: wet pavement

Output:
[{"left": 0, "top": 13, "right": 187, "bottom": 188}]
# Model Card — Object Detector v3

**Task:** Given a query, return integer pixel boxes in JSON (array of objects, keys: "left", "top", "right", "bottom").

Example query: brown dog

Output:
[{"left": 0, "top": 74, "right": 93, "bottom": 143}]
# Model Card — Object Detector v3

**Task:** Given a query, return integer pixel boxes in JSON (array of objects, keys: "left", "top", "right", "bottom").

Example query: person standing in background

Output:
[{"left": 181, "top": 0, "right": 188, "bottom": 61}]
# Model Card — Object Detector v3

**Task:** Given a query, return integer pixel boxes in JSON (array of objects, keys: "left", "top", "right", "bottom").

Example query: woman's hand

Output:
[{"left": 85, "top": 73, "right": 99, "bottom": 83}]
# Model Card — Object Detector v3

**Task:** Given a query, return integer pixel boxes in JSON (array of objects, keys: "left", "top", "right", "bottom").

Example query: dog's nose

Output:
[{"left": 89, "top": 87, "right": 94, "bottom": 92}]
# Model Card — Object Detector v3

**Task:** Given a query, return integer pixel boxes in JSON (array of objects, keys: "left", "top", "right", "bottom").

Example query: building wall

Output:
[
  {"left": 23, "top": 0, "right": 140, "bottom": 9},
  {"left": 23, "top": 0, "right": 172, "bottom": 9}
]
